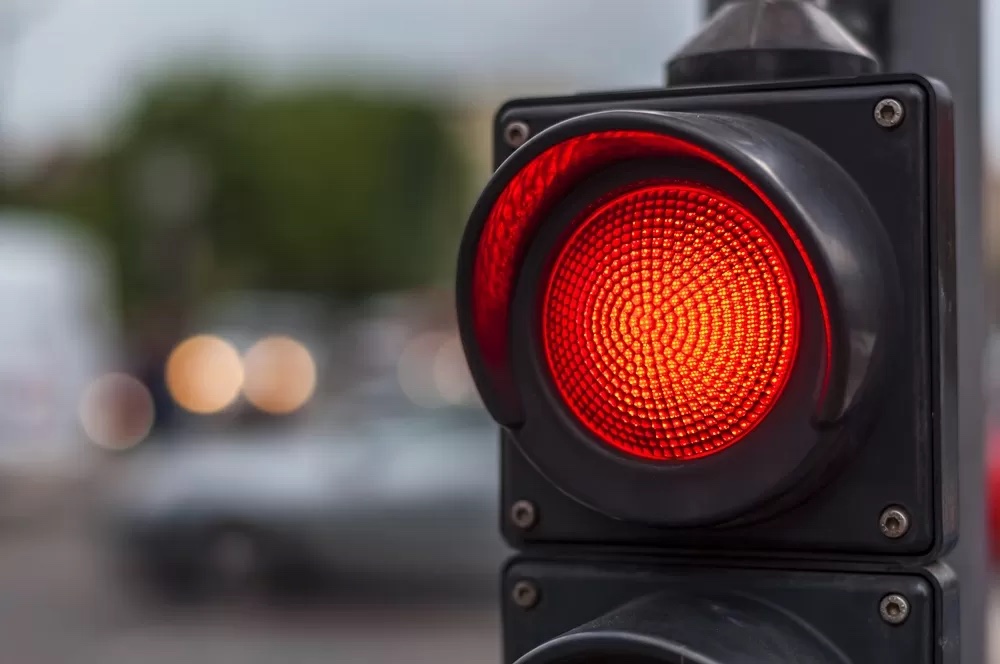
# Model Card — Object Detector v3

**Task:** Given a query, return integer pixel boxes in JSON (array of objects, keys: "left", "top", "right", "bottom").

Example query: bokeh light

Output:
[
  {"left": 433, "top": 336, "right": 478, "bottom": 406},
  {"left": 398, "top": 332, "right": 452, "bottom": 408},
  {"left": 165, "top": 334, "right": 244, "bottom": 414},
  {"left": 242, "top": 335, "right": 317, "bottom": 415},
  {"left": 78, "top": 373, "right": 155, "bottom": 450}
]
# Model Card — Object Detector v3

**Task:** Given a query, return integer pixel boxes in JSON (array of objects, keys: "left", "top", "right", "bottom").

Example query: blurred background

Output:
[{"left": 0, "top": 1, "right": 993, "bottom": 662}]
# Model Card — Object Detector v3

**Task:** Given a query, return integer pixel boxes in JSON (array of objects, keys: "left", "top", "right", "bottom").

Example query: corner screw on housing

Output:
[
  {"left": 879, "top": 594, "right": 910, "bottom": 625},
  {"left": 503, "top": 121, "right": 531, "bottom": 148},
  {"left": 874, "top": 98, "right": 905, "bottom": 128},
  {"left": 512, "top": 580, "right": 540, "bottom": 609},
  {"left": 510, "top": 499, "right": 538, "bottom": 530},
  {"left": 879, "top": 506, "right": 911, "bottom": 539}
]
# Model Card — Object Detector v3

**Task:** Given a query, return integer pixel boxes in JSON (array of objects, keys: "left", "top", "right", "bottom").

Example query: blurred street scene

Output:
[
  {"left": 0, "top": 1, "right": 996, "bottom": 663},
  {"left": 0, "top": 2, "right": 707, "bottom": 662}
]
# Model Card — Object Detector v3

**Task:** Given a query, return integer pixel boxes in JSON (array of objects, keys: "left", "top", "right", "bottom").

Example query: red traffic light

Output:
[
  {"left": 542, "top": 182, "right": 799, "bottom": 461},
  {"left": 478, "top": 6, "right": 962, "bottom": 659},
  {"left": 457, "top": 109, "right": 896, "bottom": 526}
]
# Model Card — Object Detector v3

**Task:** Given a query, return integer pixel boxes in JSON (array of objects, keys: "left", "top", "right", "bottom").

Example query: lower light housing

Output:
[
  {"left": 504, "top": 558, "right": 953, "bottom": 664},
  {"left": 514, "top": 592, "right": 847, "bottom": 664}
]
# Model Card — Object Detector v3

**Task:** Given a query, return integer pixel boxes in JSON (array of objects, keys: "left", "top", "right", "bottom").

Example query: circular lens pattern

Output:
[{"left": 542, "top": 183, "right": 798, "bottom": 461}]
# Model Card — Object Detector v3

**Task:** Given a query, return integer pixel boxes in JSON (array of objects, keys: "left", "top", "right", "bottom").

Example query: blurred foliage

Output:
[{"left": 17, "top": 71, "right": 471, "bottom": 326}]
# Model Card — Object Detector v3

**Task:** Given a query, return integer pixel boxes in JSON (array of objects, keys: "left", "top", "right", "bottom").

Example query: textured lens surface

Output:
[{"left": 542, "top": 183, "right": 799, "bottom": 461}]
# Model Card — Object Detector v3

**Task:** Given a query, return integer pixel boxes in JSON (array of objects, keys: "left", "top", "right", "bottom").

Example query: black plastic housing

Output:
[
  {"left": 490, "top": 75, "right": 955, "bottom": 561},
  {"left": 504, "top": 558, "right": 958, "bottom": 664},
  {"left": 505, "top": 118, "right": 893, "bottom": 527}
]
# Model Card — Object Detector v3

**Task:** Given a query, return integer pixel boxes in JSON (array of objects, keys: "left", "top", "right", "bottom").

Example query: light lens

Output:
[{"left": 542, "top": 183, "right": 798, "bottom": 460}]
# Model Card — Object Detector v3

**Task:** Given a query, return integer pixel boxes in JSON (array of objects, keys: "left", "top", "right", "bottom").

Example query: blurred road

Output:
[
  {"left": 0, "top": 498, "right": 499, "bottom": 664},
  {"left": 94, "top": 607, "right": 499, "bottom": 664}
]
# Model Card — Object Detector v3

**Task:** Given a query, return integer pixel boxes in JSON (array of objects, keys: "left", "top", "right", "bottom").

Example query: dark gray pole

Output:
[
  {"left": 705, "top": 1, "right": 987, "bottom": 662},
  {"left": 882, "top": 3, "right": 986, "bottom": 663}
]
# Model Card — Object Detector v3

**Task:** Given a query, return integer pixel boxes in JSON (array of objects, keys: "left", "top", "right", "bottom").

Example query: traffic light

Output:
[{"left": 455, "top": 3, "right": 961, "bottom": 663}]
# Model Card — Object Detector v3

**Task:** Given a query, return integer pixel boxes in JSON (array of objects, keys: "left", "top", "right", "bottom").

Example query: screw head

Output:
[
  {"left": 510, "top": 499, "right": 538, "bottom": 530},
  {"left": 512, "top": 580, "right": 540, "bottom": 609},
  {"left": 503, "top": 121, "right": 531, "bottom": 148},
  {"left": 874, "top": 98, "right": 905, "bottom": 128},
  {"left": 879, "top": 506, "right": 911, "bottom": 539},
  {"left": 879, "top": 593, "right": 910, "bottom": 625}
]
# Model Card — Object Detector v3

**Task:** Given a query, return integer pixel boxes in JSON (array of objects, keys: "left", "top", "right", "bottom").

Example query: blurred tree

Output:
[
  {"left": 232, "top": 87, "right": 469, "bottom": 297},
  {"left": 25, "top": 70, "right": 472, "bottom": 326}
]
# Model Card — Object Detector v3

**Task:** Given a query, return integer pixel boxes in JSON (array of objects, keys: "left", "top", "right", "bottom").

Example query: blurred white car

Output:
[{"left": 105, "top": 404, "right": 506, "bottom": 599}]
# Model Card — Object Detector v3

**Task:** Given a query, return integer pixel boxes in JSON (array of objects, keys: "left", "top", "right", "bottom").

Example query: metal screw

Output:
[
  {"left": 510, "top": 499, "right": 538, "bottom": 530},
  {"left": 874, "top": 98, "right": 905, "bottom": 128},
  {"left": 512, "top": 580, "right": 540, "bottom": 609},
  {"left": 879, "top": 593, "right": 910, "bottom": 625},
  {"left": 879, "top": 506, "right": 911, "bottom": 539},
  {"left": 503, "top": 120, "right": 531, "bottom": 148}
]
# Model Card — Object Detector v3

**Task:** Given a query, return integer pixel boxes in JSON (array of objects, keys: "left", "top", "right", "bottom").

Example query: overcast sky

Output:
[
  {"left": 1, "top": 0, "right": 998, "bottom": 155},
  {"left": 0, "top": 0, "right": 700, "bottom": 151}
]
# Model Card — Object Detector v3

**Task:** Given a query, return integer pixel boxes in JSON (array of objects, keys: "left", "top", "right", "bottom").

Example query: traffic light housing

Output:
[
  {"left": 456, "top": 74, "right": 958, "bottom": 662},
  {"left": 504, "top": 558, "right": 958, "bottom": 663}
]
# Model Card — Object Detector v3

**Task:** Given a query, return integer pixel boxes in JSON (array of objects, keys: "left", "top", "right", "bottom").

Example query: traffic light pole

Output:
[
  {"left": 885, "top": 4, "right": 987, "bottom": 663},
  {"left": 703, "top": 0, "right": 987, "bottom": 661}
]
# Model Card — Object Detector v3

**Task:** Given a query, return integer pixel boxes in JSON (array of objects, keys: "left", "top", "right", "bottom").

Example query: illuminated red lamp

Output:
[{"left": 542, "top": 182, "right": 799, "bottom": 461}]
